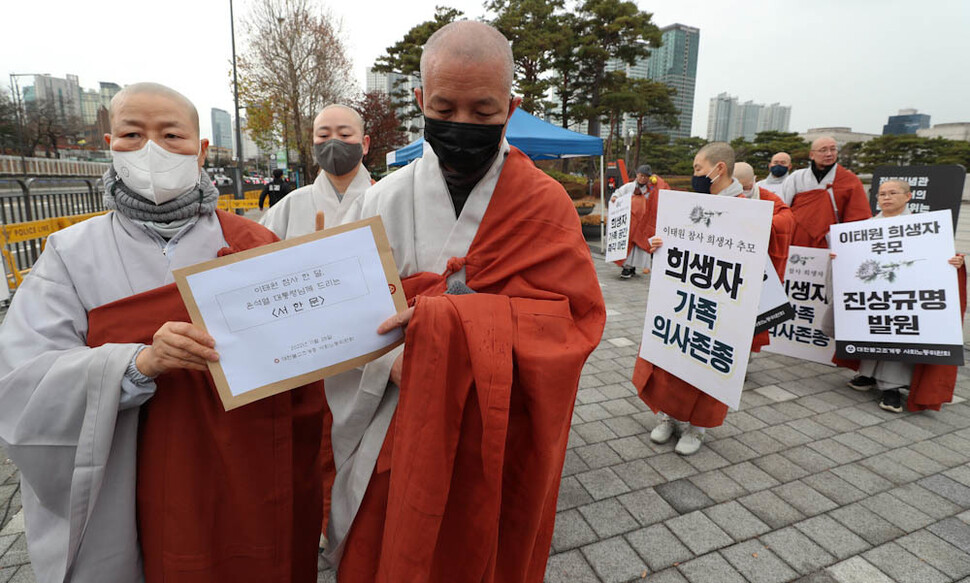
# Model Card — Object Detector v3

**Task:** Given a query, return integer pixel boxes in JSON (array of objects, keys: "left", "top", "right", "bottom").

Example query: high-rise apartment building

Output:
[
  {"left": 707, "top": 93, "right": 790, "bottom": 141},
  {"left": 365, "top": 67, "right": 422, "bottom": 140}
]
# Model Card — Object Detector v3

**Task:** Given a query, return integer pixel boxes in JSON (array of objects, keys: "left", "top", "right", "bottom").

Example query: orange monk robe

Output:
[
  {"left": 631, "top": 188, "right": 792, "bottom": 427},
  {"left": 908, "top": 265, "right": 967, "bottom": 412},
  {"left": 86, "top": 211, "right": 326, "bottom": 583},
  {"left": 613, "top": 175, "right": 671, "bottom": 267},
  {"left": 787, "top": 165, "right": 871, "bottom": 248},
  {"left": 337, "top": 148, "right": 606, "bottom": 582}
]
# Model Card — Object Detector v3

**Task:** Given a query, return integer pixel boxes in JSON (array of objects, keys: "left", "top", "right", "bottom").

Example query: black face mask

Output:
[
  {"left": 313, "top": 140, "right": 363, "bottom": 176},
  {"left": 423, "top": 116, "right": 505, "bottom": 175}
]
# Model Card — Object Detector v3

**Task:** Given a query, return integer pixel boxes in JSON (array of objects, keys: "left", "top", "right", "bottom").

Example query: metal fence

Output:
[{"left": 1, "top": 177, "right": 106, "bottom": 282}]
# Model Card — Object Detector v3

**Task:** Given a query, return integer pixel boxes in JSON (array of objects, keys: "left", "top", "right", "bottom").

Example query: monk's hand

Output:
[
  {"left": 136, "top": 322, "right": 218, "bottom": 378},
  {"left": 378, "top": 307, "right": 414, "bottom": 387},
  {"left": 830, "top": 252, "right": 837, "bottom": 260},
  {"left": 377, "top": 306, "right": 414, "bottom": 335},
  {"left": 610, "top": 195, "right": 617, "bottom": 204},
  {"left": 315, "top": 211, "right": 326, "bottom": 232},
  {"left": 648, "top": 236, "right": 663, "bottom": 253},
  {"left": 949, "top": 253, "right": 965, "bottom": 268}
]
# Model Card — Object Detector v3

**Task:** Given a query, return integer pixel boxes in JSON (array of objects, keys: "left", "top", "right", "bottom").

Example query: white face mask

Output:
[{"left": 112, "top": 140, "right": 201, "bottom": 205}]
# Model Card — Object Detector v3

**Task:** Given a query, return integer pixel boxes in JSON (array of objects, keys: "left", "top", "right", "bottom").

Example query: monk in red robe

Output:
[
  {"left": 780, "top": 136, "right": 871, "bottom": 248},
  {"left": 329, "top": 21, "right": 605, "bottom": 583},
  {"left": 634, "top": 142, "right": 792, "bottom": 456},
  {"left": 0, "top": 83, "right": 323, "bottom": 583},
  {"left": 613, "top": 164, "right": 671, "bottom": 279}
]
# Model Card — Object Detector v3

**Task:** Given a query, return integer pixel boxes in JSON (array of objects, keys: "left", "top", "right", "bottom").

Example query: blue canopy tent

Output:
[{"left": 385, "top": 108, "right": 608, "bottom": 244}]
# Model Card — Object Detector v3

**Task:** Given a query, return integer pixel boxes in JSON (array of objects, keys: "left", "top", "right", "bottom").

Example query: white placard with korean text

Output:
[
  {"left": 764, "top": 246, "right": 836, "bottom": 366},
  {"left": 174, "top": 216, "right": 407, "bottom": 410},
  {"left": 830, "top": 210, "right": 963, "bottom": 365},
  {"left": 605, "top": 192, "right": 632, "bottom": 263},
  {"left": 639, "top": 190, "right": 772, "bottom": 409}
]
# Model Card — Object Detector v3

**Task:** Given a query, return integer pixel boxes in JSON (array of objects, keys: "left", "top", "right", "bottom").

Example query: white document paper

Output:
[
  {"left": 764, "top": 246, "right": 836, "bottom": 366},
  {"left": 830, "top": 210, "right": 963, "bottom": 365},
  {"left": 182, "top": 224, "right": 403, "bottom": 398},
  {"left": 605, "top": 193, "right": 632, "bottom": 263},
  {"left": 639, "top": 190, "right": 772, "bottom": 410}
]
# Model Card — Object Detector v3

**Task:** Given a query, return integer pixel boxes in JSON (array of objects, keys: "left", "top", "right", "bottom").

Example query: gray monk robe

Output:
[{"left": 0, "top": 209, "right": 323, "bottom": 583}]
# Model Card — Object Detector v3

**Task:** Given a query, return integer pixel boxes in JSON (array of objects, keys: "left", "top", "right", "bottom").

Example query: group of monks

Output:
[
  {"left": 0, "top": 18, "right": 964, "bottom": 583},
  {"left": 617, "top": 137, "right": 965, "bottom": 456}
]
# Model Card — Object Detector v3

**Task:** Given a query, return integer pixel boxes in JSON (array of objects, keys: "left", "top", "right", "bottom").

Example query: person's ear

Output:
[
  {"left": 197, "top": 139, "right": 209, "bottom": 168},
  {"left": 361, "top": 134, "right": 370, "bottom": 156},
  {"left": 104, "top": 134, "right": 112, "bottom": 148},
  {"left": 414, "top": 87, "right": 424, "bottom": 113},
  {"left": 507, "top": 95, "right": 522, "bottom": 122}
]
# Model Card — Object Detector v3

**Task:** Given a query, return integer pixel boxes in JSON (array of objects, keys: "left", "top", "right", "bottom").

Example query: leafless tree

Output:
[{"left": 238, "top": 0, "right": 355, "bottom": 180}]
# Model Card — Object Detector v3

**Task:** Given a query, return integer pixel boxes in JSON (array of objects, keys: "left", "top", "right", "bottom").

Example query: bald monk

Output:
[
  {"left": 0, "top": 83, "right": 323, "bottom": 583},
  {"left": 735, "top": 161, "right": 758, "bottom": 198},
  {"left": 780, "top": 136, "right": 871, "bottom": 248},
  {"left": 612, "top": 163, "right": 670, "bottom": 279},
  {"left": 757, "top": 151, "right": 792, "bottom": 194},
  {"left": 328, "top": 21, "right": 605, "bottom": 582},
  {"left": 637, "top": 142, "right": 793, "bottom": 455},
  {"left": 261, "top": 104, "right": 373, "bottom": 236}
]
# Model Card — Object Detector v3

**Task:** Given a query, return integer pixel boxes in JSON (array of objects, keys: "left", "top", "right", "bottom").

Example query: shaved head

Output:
[
  {"left": 770, "top": 152, "right": 791, "bottom": 167},
  {"left": 882, "top": 179, "right": 911, "bottom": 194},
  {"left": 811, "top": 136, "right": 837, "bottom": 151},
  {"left": 420, "top": 20, "right": 514, "bottom": 95},
  {"left": 109, "top": 82, "right": 199, "bottom": 135},
  {"left": 315, "top": 104, "right": 365, "bottom": 134},
  {"left": 697, "top": 142, "right": 736, "bottom": 177},
  {"left": 734, "top": 162, "right": 754, "bottom": 184}
]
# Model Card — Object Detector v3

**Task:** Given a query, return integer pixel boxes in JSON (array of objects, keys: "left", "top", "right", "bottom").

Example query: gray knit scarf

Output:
[{"left": 103, "top": 167, "right": 219, "bottom": 223}]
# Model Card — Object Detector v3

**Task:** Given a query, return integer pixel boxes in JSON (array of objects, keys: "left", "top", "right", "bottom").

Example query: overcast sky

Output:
[{"left": 2, "top": 0, "right": 967, "bottom": 144}]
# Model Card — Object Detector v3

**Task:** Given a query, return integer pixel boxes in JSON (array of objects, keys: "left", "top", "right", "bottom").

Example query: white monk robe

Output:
[
  {"left": 0, "top": 212, "right": 227, "bottom": 583},
  {"left": 757, "top": 173, "right": 788, "bottom": 195},
  {"left": 259, "top": 165, "right": 371, "bottom": 237},
  {"left": 856, "top": 208, "right": 915, "bottom": 390},
  {"left": 321, "top": 140, "right": 511, "bottom": 567}
]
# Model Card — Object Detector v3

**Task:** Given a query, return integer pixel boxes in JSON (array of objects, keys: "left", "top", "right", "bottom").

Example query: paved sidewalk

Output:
[{"left": 3, "top": 254, "right": 970, "bottom": 583}]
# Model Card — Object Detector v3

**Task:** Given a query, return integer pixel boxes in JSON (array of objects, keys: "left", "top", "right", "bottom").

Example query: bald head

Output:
[
  {"left": 315, "top": 104, "right": 365, "bottom": 134},
  {"left": 734, "top": 162, "right": 755, "bottom": 190},
  {"left": 769, "top": 152, "right": 791, "bottom": 167},
  {"left": 810, "top": 136, "right": 839, "bottom": 167},
  {"left": 697, "top": 142, "right": 736, "bottom": 177},
  {"left": 882, "top": 179, "right": 911, "bottom": 194},
  {"left": 420, "top": 20, "right": 514, "bottom": 95},
  {"left": 109, "top": 82, "right": 199, "bottom": 135}
]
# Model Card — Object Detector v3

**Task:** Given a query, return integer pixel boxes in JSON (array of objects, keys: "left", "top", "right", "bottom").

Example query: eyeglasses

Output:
[
  {"left": 876, "top": 191, "right": 907, "bottom": 198},
  {"left": 812, "top": 147, "right": 839, "bottom": 154}
]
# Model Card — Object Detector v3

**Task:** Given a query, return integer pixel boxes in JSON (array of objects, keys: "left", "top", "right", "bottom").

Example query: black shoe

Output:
[
  {"left": 848, "top": 375, "right": 876, "bottom": 391},
  {"left": 620, "top": 267, "right": 634, "bottom": 279},
  {"left": 879, "top": 389, "right": 904, "bottom": 413}
]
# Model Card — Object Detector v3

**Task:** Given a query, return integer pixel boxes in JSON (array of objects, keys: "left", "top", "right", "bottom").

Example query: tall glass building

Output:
[
  {"left": 602, "top": 23, "right": 700, "bottom": 140},
  {"left": 210, "top": 108, "right": 233, "bottom": 150}
]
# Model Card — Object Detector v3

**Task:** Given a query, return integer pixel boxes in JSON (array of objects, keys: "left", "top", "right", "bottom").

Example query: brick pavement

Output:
[{"left": 2, "top": 217, "right": 970, "bottom": 582}]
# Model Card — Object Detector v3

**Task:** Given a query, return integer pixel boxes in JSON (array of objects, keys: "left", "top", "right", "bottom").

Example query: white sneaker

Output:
[
  {"left": 675, "top": 426, "right": 704, "bottom": 456},
  {"left": 650, "top": 417, "right": 677, "bottom": 444}
]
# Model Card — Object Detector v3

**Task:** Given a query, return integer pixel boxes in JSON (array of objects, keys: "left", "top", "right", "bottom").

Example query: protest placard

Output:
[
  {"left": 764, "top": 246, "right": 836, "bottom": 366},
  {"left": 639, "top": 190, "right": 772, "bottom": 409},
  {"left": 605, "top": 192, "right": 632, "bottom": 263},
  {"left": 174, "top": 216, "right": 407, "bottom": 410},
  {"left": 830, "top": 210, "right": 963, "bottom": 365},
  {"left": 756, "top": 257, "right": 795, "bottom": 335}
]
